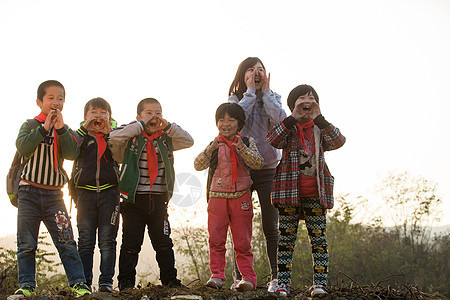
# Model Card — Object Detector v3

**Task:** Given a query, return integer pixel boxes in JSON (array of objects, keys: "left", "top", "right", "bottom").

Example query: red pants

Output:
[{"left": 207, "top": 191, "right": 256, "bottom": 287}]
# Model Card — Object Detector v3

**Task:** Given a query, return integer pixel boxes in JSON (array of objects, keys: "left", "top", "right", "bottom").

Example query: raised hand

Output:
[
  {"left": 246, "top": 68, "right": 257, "bottom": 89},
  {"left": 44, "top": 109, "right": 63, "bottom": 131},
  {"left": 232, "top": 135, "right": 244, "bottom": 150},
  {"left": 143, "top": 115, "right": 168, "bottom": 134},
  {"left": 53, "top": 109, "right": 64, "bottom": 130},
  {"left": 292, "top": 98, "right": 321, "bottom": 124},
  {"left": 205, "top": 136, "right": 219, "bottom": 155},
  {"left": 260, "top": 70, "right": 270, "bottom": 91},
  {"left": 84, "top": 116, "right": 111, "bottom": 134}
]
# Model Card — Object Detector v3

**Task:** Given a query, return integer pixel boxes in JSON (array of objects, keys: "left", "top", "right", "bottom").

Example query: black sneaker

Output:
[
  {"left": 165, "top": 279, "right": 186, "bottom": 288},
  {"left": 119, "top": 280, "right": 134, "bottom": 291},
  {"left": 99, "top": 283, "right": 113, "bottom": 293}
]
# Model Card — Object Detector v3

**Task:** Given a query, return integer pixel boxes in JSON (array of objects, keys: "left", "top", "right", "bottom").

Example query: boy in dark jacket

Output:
[
  {"left": 71, "top": 97, "right": 120, "bottom": 292},
  {"left": 110, "top": 98, "right": 194, "bottom": 291}
]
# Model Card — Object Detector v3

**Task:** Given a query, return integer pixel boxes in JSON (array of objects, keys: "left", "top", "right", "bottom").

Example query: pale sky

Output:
[{"left": 1, "top": 0, "right": 449, "bottom": 238}]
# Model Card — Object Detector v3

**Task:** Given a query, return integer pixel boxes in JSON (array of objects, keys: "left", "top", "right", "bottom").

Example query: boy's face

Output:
[
  {"left": 136, "top": 102, "right": 162, "bottom": 134},
  {"left": 36, "top": 86, "right": 65, "bottom": 115},
  {"left": 84, "top": 105, "right": 111, "bottom": 133},
  {"left": 217, "top": 112, "right": 239, "bottom": 140}
]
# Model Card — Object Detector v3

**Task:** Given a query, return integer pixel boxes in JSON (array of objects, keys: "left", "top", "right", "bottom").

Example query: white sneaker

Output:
[
  {"left": 310, "top": 285, "right": 328, "bottom": 296},
  {"left": 205, "top": 277, "right": 225, "bottom": 289},
  {"left": 276, "top": 282, "right": 290, "bottom": 297},
  {"left": 229, "top": 279, "right": 240, "bottom": 291},
  {"left": 267, "top": 279, "right": 278, "bottom": 293},
  {"left": 235, "top": 280, "right": 254, "bottom": 292}
]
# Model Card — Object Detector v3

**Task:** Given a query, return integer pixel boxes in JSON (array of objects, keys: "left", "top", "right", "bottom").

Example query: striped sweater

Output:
[
  {"left": 110, "top": 120, "right": 194, "bottom": 202},
  {"left": 16, "top": 120, "right": 78, "bottom": 189},
  {"left": 136, "top": 141, "right": 167, "bottom": 194}
]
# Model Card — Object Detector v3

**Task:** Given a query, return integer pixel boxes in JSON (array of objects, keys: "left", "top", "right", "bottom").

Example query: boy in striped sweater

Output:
[{"left": 14, "top": 80, "right": 91, "bottom": 297}]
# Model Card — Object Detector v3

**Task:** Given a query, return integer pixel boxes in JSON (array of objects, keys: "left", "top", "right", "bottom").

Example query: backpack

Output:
[
  {"left": 206, "top": 136, "right": 250, "bottom": 202},
  {"left": 6, "top": 119, "right": 40, "bottom": 207}
]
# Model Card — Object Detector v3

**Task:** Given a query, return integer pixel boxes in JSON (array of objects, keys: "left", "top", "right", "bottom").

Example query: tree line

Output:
[{"left": 1, "top": 171, "right": 448, "bottom": 297}]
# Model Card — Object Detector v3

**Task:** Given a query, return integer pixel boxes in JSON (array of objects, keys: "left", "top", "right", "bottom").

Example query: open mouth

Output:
[
  {"left": 93, "top": 120, "right": 102, "bottom": 127},
  {"left": 303, "top": 105, "right": 311, "bottom": 112}
]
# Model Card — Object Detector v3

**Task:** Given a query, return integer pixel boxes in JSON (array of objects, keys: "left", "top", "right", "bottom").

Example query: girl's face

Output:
[
  {"left": 217, "top": 112, "right": 239, "bottom": 140},
  {"left": 244, "top": 61, "right": 265, "bottom": 90},
  {"left": 294, "top": 92, "right": 317, "bottom": 111}
]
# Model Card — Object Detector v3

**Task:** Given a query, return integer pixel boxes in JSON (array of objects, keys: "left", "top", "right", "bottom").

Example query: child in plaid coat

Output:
[{"left": 267, "top": 84, "right": 345, "bottom": 297}]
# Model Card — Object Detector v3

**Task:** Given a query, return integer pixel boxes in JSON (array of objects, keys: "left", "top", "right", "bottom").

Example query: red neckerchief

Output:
[
  {"left": 92, "top": 132, "right": 107, "bottom": 167},
  {"left": 218, "top": 133, "right": 243, "bottom": 185},
  {"left": 35, "top": 112, "right": 61, "bottom": 174},
  {"left": 34, "top": 112, "right": 47, "bottom": 123},
  {"left": 141, "top": 130, "right": 164, "bottom": 194},
  {"left": 295, "top": 120, "right": 315, "bottom": 154}
]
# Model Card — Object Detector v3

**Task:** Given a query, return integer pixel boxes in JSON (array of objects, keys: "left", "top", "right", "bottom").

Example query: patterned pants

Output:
[{"left": 277, "top": 196, "right": 328, "bottom": 286}]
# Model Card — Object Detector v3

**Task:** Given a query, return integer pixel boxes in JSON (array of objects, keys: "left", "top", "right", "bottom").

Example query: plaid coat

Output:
[{"left": 267, "top": 116, "right": 345, "bottom": 211}]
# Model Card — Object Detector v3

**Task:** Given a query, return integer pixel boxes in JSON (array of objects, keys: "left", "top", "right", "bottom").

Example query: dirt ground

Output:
[
  {"left": 2, "top": 281, "right": 448, "bottom": 300},
  {"left": 108, "top": 282, "right": 447, "bottom": 300},
  {"left": 50, "top": 281, "right": 450, "bottom": 300}
]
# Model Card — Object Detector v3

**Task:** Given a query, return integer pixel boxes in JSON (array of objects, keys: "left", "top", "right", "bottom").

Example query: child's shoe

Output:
[
  {"left": 276, "top": 282, "right": 290, "bottom": 297},
  {"left": 205, "top": 277, "right": 225, "bottom": 289},
  {"left": 119, "top": 280, "right": 134, "bottom": 291},
  {"left": 229, "top": 279, "right": 241, "bottom": 291},
  {"left": 72, "top": 282, "right": 92, "bottom": 297},
  {"left": 310, "top": 285, "right": 328, "bottom": 297},
  {"left": 99, "top": 283, "right": 113, "bottom": 293},
  {"left": 14, "top": 285, "right": 35, "bottom": 297},
  {"left": 166, "top": 279, "right": 187, "bottom": 288},
  {"left": 235, "top": 280, "right": 254, "bottom": 292},
  {"left": 267, "top": 279, "right": 278, "bottom": 293}
]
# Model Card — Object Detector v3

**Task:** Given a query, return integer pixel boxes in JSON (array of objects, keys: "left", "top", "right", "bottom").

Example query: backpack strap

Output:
[{"left": 26, "top": 118, "right": 40, "bottom": 130}]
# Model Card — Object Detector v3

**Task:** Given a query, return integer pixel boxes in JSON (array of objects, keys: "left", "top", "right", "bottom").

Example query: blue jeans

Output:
[
  {"left": 17, "top": 185, "right": 86, "bottom": 287},
  {"left": 76, "top": 188, "right": 120, "bottom": 287}
]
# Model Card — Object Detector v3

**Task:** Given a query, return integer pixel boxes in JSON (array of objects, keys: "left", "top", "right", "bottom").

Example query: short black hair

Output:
[
  {"left": 286, "top": 84, "right": 319, "bottom": 112},
  {"left": 137, "top": 98, "right": 161, "bottom": 115},
  {"left": 215, "top": 103, "right": 246, "bottom": 131},
  {"left": 84, "top": 97, "right": 112, "bottom": 117},
  {"left": 37, "top": 80, "right": 65, "bottom": 101}
]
